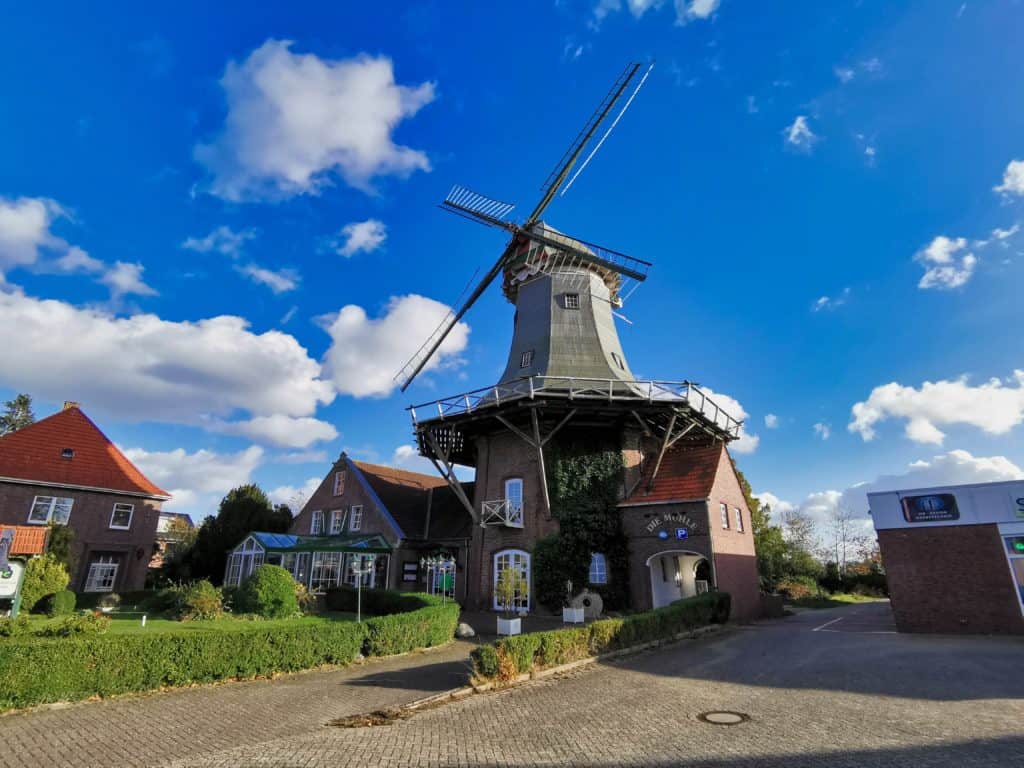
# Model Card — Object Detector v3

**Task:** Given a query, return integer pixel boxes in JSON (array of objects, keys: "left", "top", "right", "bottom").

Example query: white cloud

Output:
[
  {"left": 812, "top": 287, "right": 849, "bottom": 312},
  {"left": 181, "top": 226, "right": 256, "bottom": 257},
  {"left": 834, "top": 66, "right": 855, "bottom": 84},
  {"left": 676, "top": 0, "right": 720, "bottom": 23},
  {"left": 55, "top": 246, "right": 103, "bottom": 274},
  {"left": 591, "top": 0, "right": 717, "bottom": 27},
  {"left": 783, "top": 115, "right": 818, "bottom": 152},
  {"left": 699, "top": 386, "right": 759, "bottom": 454},
  {"left": 335, "top": 219, "right": 387, "bottom": 257},
  {"left": 123, "top": 445, "right": 264, "bottom": 516},
  {"left": 319, "top": 294, "right": 469, "bottom": 398},
  {"left": 764, "top": 413, "right": 779, "bottom": 429},
  {"left": 627, "top": 0, "right": 662, "bottom": 17},
  {"left": 745, "top": 95, "right": 758, "bottom": 114},
  {"left": 236, "top": 263, "right": 299, "bottom": 293},
  {"left": 813, "top": 422, "right": 831, "bottom": 440},
  {"left": 99, "top": 261, "right": 158, "bottom": 298},
  {"left": 994, "top": 159, "right": 1024, "bottom": 197},
  {"left": 849, "top": 370, "right": 1024, "bottom": 444},
  {"left": 0, "top": 197, "right": 66, "bottom": 272},
  {"left": 213, "top": 414, "right": 338, "bottom": 448},
  {"left": 991, "top": 223, "right": 1020, "bottom": 241},
  {"left": 277, "top": 449, "right": 328, "bottom": 465},
  {"left": 914, "top": 235, "right": 977, "bottom": 290},
  {"left": 752, "top": 490, "right": 796, "bottom": 516},
  {"left": 0, "top": 289, "right": 335, "bottom": 435},
  {"left": 268, "top": 476, "right": 322, "bottom": 508},
  {"left": 195, "top": 40, "right": 436, "bottom": 202}
]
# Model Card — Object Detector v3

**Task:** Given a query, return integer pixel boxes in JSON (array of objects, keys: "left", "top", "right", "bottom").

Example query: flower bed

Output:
[
  {"left": 0, "top": 592, "right": 458, "bottom": 710},
  {"left": 471, "top": 592, "right": 730, "bottom": 682}
]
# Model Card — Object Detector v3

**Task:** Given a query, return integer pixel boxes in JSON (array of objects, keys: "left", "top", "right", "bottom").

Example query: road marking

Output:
[{"left": 811, "top": 617, "right": 844, "bottom": 632}]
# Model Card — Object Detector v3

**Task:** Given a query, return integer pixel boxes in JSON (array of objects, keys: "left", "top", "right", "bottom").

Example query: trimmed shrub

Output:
[
  {"left": 471, "top": 591, "right": 730, "bottom": 682},
  {"left": 40, "top": 590, "right": 76, "bottom": 617},
  {"left": 0, "top": 592, "right": 457, "bottom": 710},
  {"left": 35, "top": 613, "right": 110, "bottom": 637},
  {"left": 22, "top": 556, "right": 70, "bottom": 613},
  {"left": 178, "top": 580, "right": 224, "bottom": 621},
  {"left": 0, "top": 616, "right": 31, "bottom": 638},
  {"left": 234, "top": 565, "right": 298, "bottom": 619},
  {"left": 76, "top": 590, "right": 155, "bottom": 611},
  {"left": 325, "top": 586, "right": 422, "bottom": 615}
]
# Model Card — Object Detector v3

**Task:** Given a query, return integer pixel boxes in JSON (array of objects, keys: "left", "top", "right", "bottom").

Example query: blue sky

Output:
[{"left": 1, "top": 0, "right": 1023, "bottom": 528}]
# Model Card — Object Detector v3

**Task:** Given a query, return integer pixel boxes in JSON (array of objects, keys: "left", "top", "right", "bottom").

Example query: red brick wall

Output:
[
  {"left": 707, "top": 449, "right": 761, "bottom": 622},
  {"left": 878, "top": 524, "right": 1024, "bottom": 634},
  {"left": 0, "top": 480, "right": 161, "bottom": 592}
]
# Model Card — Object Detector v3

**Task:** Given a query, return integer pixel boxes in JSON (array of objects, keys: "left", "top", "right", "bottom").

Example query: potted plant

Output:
[
  {"left": 562, "top": 579, "right": 584, "bottom": 624},
  {"left": 494, "top": 567, "right": 526, "bottom": 636}
]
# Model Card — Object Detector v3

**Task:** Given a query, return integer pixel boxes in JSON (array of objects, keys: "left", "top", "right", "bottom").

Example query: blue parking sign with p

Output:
[{"left": 675, "top": 528, "right": 688, "bottom": 540}]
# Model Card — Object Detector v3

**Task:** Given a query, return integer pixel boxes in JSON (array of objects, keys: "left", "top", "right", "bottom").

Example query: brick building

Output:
[
  {"left": 868, "top": 480, "right": 1024, "bottom": 634},
  {"left": 225, "top": 454, "right": 472, "bottom": 595},
  {"left": 0, "top": 403, "right": 170, "bottom": 593}
]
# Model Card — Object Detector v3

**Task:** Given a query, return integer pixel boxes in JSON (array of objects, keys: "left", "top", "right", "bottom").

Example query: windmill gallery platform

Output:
[{"left": 395, "top": 63, "right": 761, "bottom": 622}]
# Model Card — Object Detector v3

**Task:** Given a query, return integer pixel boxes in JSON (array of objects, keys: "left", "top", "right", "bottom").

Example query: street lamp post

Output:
[
  {"left": 350, "top": 554, "right": 375, "bottom": 623},
  {"left": 420, "top": 554, "right": 456, "bottom": 604}
]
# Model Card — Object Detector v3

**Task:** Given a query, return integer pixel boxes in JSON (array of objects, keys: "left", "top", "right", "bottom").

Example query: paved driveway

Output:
[{"left": 173, "top": 601, "right": 1024, "bottom": 767}]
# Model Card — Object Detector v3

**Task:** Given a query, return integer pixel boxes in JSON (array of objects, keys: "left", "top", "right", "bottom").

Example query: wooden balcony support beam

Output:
[{"left": 423, "top": 428, "right": 478, "bottom": 525}]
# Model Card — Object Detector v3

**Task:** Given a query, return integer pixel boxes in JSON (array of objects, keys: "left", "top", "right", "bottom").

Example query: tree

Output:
[
  {"left": 824, "top": 503, "right": 870, "bottom": 578},
  {"left": 0, "top": 393, "right": 34, "bottom": 435},
  {"left": 45, "top": 524, "right": 77, "bottom": 575},
  {"left": 175, "top": 485, "right": 292, "bottom": 584}
]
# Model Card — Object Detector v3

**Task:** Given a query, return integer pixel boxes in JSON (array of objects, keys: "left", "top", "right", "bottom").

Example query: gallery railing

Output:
[{"left": 480, "top": 499, "right": 525, "bottom": 528}]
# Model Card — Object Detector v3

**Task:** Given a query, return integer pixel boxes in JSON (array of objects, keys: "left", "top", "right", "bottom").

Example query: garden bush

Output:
[
  {"left": 471, "top": 591, "right": 730, "bottom": 683},
  {"left": 325, "top": 586, "right": 423, "bottom": 615},
  {"left": 776, "top": 577, "right": 818, "bottom": 600},
  {"left": 0, "top": 592, "right": 457, "bottom": 710},
  {"left": 22, "top": 555, "right": 70, "bottom": 613},
  {"left": 34, "top": 613, "right": 110, "bottom": 637},
  {"left": 177, "top": 580, "right": 224, "bottom": 621},
  {"left": 234, "top": 565, "right": 298, "bottom": 619},
  {"left": 39, "top": 590, "right": 76, "bottom": 617}
]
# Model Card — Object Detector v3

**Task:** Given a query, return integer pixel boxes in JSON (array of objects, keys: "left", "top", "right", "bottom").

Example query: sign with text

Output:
[{"left": 901, "top": 494, "right": 959, "bottom": 523}]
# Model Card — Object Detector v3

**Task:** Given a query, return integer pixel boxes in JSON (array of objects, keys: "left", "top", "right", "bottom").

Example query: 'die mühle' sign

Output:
[
  {"left": 646, "top": 512, "right": 701, "bottom": 540},
  {"left": 901, "top": 493, "right": 959, "bottom": 523}
]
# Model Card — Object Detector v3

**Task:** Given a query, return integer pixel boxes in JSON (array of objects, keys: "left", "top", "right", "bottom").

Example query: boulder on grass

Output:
[{"left": 455, "top": 622, "right": 476, "bottom": 638}]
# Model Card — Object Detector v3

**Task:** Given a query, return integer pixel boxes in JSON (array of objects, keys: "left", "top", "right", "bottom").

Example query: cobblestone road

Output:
[{"left": 4, "top": 603, "right": 1024, "bottom": 767}]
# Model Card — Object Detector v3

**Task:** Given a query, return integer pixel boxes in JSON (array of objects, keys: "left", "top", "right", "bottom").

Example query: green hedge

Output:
[
  {"left": 325, "top": 586, "right": 423, "bottom": 615},
  {"left": 0, "top": 592, "right": 458, "bottom": 710},
  {"left": 471, "top": 592, "right": 730, "bottom": 682}
]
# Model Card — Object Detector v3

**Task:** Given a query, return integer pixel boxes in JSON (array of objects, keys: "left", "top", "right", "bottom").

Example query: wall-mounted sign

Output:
[
  {"left": 675, "top": 528, "right": 689, "bottom": 540},
  {"left": 647, "top": 512, "right": 700, "bottom": 536},
  {"left": 1006, "top": 537, "right": 1024, "bottom": 555},
  {"left": 0, "top": 560, "right": 24, "bottom": 600},
  {"left": 1015, "top": 496, "right": 1024, "bottom": 520},
  {"left": 658, "top": 530, "right": 669, "bottom": 540},
  {"left": 901, "top": 494, "right": 959, "bottom": 523}
]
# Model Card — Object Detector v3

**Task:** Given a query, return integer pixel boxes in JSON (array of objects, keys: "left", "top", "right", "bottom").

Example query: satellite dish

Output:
[{"left": 571, "top": 589, "right": 604, "bottom": 620}]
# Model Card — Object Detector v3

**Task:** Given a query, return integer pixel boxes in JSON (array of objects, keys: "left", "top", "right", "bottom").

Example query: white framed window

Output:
[
  {"left": 720, "top": 502, "right": 730, "bottom": 529},
  {"left": 310, "top": 509, "right": 324, "bottom": 535},
  {"left": 349, "top": 505, "right": 363, "bottom": 532},
  {"left": 504, "top": 478, "right": 523, "bottom": 514},
  {"left": 564, "top": 293, "right": 580, "bottom": 310},
  {"left": 346, "top": 553, "right": 377, "bottom": 588},
  {"left": 310, "top": 551, "right": 344, "bottom": 593},
  {"left": 520, "top": 350, "right": 534, "bottom": 368},
  {"left": 84, "top": 555, "right": 119, "bottom": 593},
  {"left": 735, "top": 507, "right": 744, "bottom": 533},
  {"left": 329, "top": 509, "right": 346, "bottom": 535},
  {"left": 493, "top": 549, "right": 530, "bottom": 611},
  {"left": 109, "top": 503, "right": 134, "bottom": 530},
  {"left": 333, "top": 471, "right": 345, "bottom": 496},
  {"left": 589, "top": 553, "right": 608, "bottom": 584},
  {"left": 27, "top": 496, "right": 73, "bottom": 525},
  {"left": 224, "top": 536, "right": 265, "bottom": 587}
]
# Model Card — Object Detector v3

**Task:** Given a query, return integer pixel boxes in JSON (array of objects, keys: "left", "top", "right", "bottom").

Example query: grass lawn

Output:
[
  {"left": 19, "top": 611, "right": 357, "bottom": 635},
  {"left": 788, "top": 593, "right": 886, "bottom": 610}
]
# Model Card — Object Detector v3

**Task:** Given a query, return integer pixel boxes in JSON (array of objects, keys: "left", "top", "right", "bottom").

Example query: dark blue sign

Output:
[
  {"left": 675, "top": 528, "right": 689, "bottom": 540},
  {"left": 901, "top": 493, "right": 959, "bottom": 523}
]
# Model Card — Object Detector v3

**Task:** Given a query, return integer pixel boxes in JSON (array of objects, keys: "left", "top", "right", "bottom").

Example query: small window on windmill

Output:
[
  {"left": 520, "top": 350, "right": 534, "bottom": 368},
  {"left": 611, "top": 352, "right": 625, "bottom": 370},
  {"left": 564, "top": 293, "right": 580, "bottom": 310},
  {"left": 61, "top": 448, "right": 75, "bottom": 459}
]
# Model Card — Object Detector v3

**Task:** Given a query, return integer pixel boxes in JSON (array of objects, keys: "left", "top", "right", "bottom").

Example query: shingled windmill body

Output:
[{"left": 398, "top": 65, "right": 760, "bottom": 619}]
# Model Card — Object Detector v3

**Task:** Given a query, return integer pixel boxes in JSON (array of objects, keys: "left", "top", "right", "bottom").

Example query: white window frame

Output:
[
  {"left": 504, "top": 478, "right": 524, "bottom": 514},
  {"left": 333, "top": 471, "right": 345, "bottom": 496},
  {"left": 84, "top": 555, "right": 119, "bottom": 593},
  {"left": 310, "top": 509, "right": 324, "bottom": 535},
  {"left": 734, "top": 507, "right": 744, "bottom": 533},
  {"left": 349, "top": 505, "right": 363, "bottom": 532},
  {"left": 493, "top": 549, "right": 531, "bottom": 611},
  {"left": 329, "top": 509, "right": 346, "bottom": 536},
  {"left": 720, "top": 502, "right": 730, "bottom": 529},
  {"left": 224, "top": 536, "right": 265, "bottom": 587},
  {"left": 27, "top": 495, "right": 73, "bottom": 525},
  {"left": 564, "top": 293, "right": 580, "bottom": 310},
  {"left": 520, "top": 350, "right": 534, "bottom": 368},
  {"left": 109, "top": 502, "right": 134, "bottom": 530},
  {"left": 310, "top": 551, "right": 344, "bottom": 593},
  {"left": 589, "top": 553, "right": 608, "bottom": 584}
]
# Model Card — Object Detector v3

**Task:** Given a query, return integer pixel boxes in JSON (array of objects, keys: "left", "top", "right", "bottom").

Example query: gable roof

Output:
[
  {"left": 0, "top": 525, "right": 48, "bottom": 555},
  {"left": 0, "top": 406, "right": 169, "bottom": 499},
  {"left": 352, "top": 460, "right": 474, "bottom": 541},
  {"left": 619, "top": 443, "right": 725, "bottom": 507}
]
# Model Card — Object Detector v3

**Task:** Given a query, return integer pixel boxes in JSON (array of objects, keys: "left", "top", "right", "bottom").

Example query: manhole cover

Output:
[{"left": 697, "top": 711, "right": 749, "bottom": 725}]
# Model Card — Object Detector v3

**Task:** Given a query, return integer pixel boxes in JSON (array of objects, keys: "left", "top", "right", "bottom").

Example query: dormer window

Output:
[
  {"left": 520, "top": 350, "right": 534, "bottom": 368},
  {"left": 61, "top": 448, "right": 75, "bottom": 459},
  {"left": 564, "top": 293, "right": 580, "bottom": 310}
]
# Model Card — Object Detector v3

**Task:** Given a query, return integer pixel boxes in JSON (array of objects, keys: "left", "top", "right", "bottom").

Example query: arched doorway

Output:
[{"left": 646, "top": 550, "right": 711, "bottom": 609}]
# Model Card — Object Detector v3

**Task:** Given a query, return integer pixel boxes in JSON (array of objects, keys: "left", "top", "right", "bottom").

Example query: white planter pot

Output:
[
  {"left": 562, "top": 606, "right": 585, "bottom": 624},
  {"left": 497, "top": 617, "right": 522, "bottom": 636}
]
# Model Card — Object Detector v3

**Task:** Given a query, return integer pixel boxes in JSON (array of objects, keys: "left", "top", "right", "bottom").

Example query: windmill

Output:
[{"left": 394, "top": 62, "right": 654, "bottom": 393}]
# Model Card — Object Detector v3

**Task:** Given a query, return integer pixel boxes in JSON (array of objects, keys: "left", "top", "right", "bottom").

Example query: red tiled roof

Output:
[
  {"left": 0, "top": 406, "right": 169, "bottom": 498},
  {"left": 619, "top": 443, "right": 724, "bottom": 506},
  {"left": 352, "top": 460, "right": 449, "bottom": 492},
  {"left": 0, "top": 525, "right": 48, "bottom": 555}
]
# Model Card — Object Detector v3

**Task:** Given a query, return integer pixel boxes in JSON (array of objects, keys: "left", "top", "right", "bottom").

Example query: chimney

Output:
[{"left": 63, "top": 401, "right": 79, "bottom": 410}]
